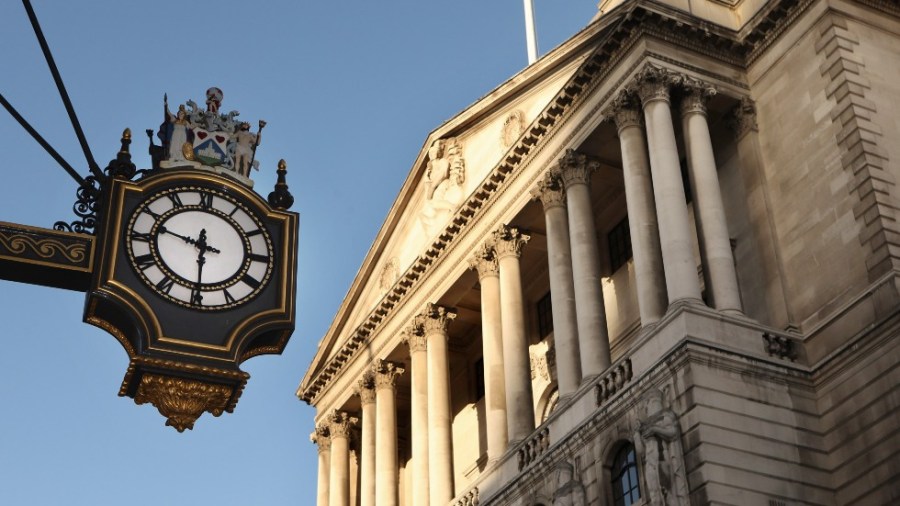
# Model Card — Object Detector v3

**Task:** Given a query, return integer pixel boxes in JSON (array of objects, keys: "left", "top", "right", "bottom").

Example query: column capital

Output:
[
  {"left": 491, "top": 224, "right": 531, "bottom": 260},
  {"left": 606, "top": 91, "right": 643, "bottom": 132},
  {"left": 403, "top": 324, "right": 427, "bottom": 353},
  {"left": 729, "top": 96, "right": 758, "bottom": 139},
  {"left": 417, "top": 302, "right": 457, "bottom": 336},
  {"left": 469, "top": 243, "right": 499, "bottom": 279},
  {"left": 679, "top": 81, "right": 716, "bottom": 118},
  {"left": 530, "top": 170, "right": 566, "bottom": 210},
  {"left": 310, "top": 424, "right": 332, "bottom": 452},
  {"left": 356, "top": 371, "right": 376, "bottom": 405},
  {"left": 327, "top": 410, "right": 358, "bottom": 439},
  {"left": 559, "top": 149, "right": 600, "bottom": 188},
  {"left": 372, "top": 359, "right": 405, "bottom": 390},
  {"left": 633, "top": 64, "right": 682, "bottom": 105}
]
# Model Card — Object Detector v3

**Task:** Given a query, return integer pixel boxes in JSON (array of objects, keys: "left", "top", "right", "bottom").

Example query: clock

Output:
[{"left": 125, "top": 187, "right": 274, "bottom": 310}]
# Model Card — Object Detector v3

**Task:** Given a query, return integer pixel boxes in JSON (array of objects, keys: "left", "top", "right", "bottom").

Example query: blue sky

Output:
[{"left": 0, "top": 2, "right": 595, "bottom": 504}]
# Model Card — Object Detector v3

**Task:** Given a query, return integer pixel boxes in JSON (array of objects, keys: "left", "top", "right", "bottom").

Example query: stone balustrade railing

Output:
[
  {"left": 595, "top": 358, "right": 633, "bottom": 406},
  {"left": 516, "top": 427, "right": 550, "bottom": 471},
  {"left": 453, "top": 487, "right": 479, "bottom": 506}
]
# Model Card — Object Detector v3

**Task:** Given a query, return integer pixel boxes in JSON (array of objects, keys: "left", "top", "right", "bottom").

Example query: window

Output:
[
  {"left": 611, "top": 443, "right": 641, "bottom": 506},
  {"left": 607, "top": 217, "right": 632, "bottom": 273},
  {"left": 537, "top": 291, "right": 553, "bottom": 338}
]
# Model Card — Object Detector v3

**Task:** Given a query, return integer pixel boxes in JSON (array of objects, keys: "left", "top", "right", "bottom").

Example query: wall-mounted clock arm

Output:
[{"left": 23, "top": 0, "right": 103, "bottom": 181}]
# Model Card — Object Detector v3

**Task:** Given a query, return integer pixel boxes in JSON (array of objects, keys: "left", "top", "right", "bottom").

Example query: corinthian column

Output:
[
  {"left": 609, "top": 95, "right": 667, "bottom": 325},
  {"left": 468, "top": 244, "right": 508, "bottom": 460},
  {"left": 328, "top": 411, "right": 357, "bottom": 506},
  {"left": 636, "top": 66, "right": 703, "bottom": 305},
  {"left": 420, "top": 303, "right": 456, "bottom": 505},
  {"left": 311, "top": 424, "right": 331, "bottom": 506},
  {"left": 530, "top": 172, "right": 582, "bottom": 395},
  {"left": 357, "top": 374, "right": 377, "bottom": 506},
  {"left": 492, "top": 225, "right": 536, "bottom": 442},
  {"left": 559, "top": 150, "right": 612, "bottom": 376},
  {"left": 403, "top": 329, "right": 429, "bottom": 506},
  {"left": 681, "top": 85, "right": 742, "bottom": 313},
  {"left": 373, "top": 359, "right": 405, "bottom": 506}
]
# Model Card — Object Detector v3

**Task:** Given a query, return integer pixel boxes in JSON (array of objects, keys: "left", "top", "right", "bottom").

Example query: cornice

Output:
[{"left": 297, "top": 0, "right": 828, "bottom": 405}]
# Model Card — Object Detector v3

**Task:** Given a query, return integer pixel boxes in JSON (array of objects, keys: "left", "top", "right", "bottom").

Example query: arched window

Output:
[{"left": 611, "top": 443, "right": 641, "bottom": 506}]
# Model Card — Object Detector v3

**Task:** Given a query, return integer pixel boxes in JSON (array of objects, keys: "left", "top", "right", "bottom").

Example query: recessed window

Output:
[
  {"left": 537, "top": 291, "right": 553, "bottom": 338},
  {"left": 608, "top": 217, "right": 633, "bottom": 273},
  {"left": 611, "top": 443, "right": 641, "bottom": 506}
]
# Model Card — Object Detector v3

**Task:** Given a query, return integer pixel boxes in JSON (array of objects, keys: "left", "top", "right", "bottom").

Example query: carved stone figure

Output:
[
  {"left": 634, "top": 389, "right": 689, "bottom": 506},
  {"left": 165, "top": 103, "right": 192, "bottom": 163},
  {"left": 419, "top": 137, "right": 466, "bottom": 236},
  {"left": 233, "top": 121, "right": 263, "bottom": 177},
  {"left": 551, "top": 461, "right": 586, "bottom": 506}
]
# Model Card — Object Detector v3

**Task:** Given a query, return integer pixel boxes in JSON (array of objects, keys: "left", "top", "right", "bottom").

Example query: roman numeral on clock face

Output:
[
  {"left": 198, "top": 191, "right": 213, "bottom": 209},
  {"left": 155, "top": 276, "right": 175, "bottom": 294},
  {"left": 133, "top": 254, "right": 155, "bottom": 270}
]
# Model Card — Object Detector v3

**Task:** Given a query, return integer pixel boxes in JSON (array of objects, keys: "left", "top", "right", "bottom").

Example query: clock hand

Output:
[
  {"left": 192, "top": 229, "right": 208, "bottom": 306},
  {"left": 158, "top": 225, "right": 221, "bottom": 254}
]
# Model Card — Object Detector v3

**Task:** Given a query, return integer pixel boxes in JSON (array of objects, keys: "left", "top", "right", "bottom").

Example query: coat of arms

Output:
[{"left": 153, "top": 87, "right": 265, "bottom": 183}]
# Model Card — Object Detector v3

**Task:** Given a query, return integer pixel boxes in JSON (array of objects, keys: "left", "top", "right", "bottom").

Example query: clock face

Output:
[{"left": 125, "top": 187, "right": 274, "bottom": 310}]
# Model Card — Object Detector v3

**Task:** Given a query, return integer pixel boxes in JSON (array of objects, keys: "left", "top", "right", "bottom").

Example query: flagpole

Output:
[{"left": 523, "top": 0, "right": 538, "bottom": 64}]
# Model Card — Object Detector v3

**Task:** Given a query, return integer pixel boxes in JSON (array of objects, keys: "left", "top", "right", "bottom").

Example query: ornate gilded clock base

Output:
[{"left": 134, "top": 373, "right": 235, "bottom": 432}]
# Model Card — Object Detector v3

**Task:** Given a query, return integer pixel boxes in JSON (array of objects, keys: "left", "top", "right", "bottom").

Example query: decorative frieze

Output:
[
  {"left": 530, "top": 170, "right": 567, "bottom": 210},
  {"left": 372, "top": 359, "right": 405, "bottom": 390},
  {"left": 595, "top": 358, "right": 633, "bottom": 406},
  {"left": 492, "top": 224, "right": 531, "bottom": 260}
]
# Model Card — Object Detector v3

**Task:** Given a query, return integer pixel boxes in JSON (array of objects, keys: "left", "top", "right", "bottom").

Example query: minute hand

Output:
[{"left": 159, "top": 226, "right": 221, "bottom": 253}]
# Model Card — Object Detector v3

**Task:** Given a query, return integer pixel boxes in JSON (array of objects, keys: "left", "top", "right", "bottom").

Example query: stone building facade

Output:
[{"left": 298, "top": 0, "right": 900, "bottom": 504}]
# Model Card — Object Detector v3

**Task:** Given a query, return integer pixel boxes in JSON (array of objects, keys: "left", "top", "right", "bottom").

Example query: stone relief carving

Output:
[
  {"left": 378, "top": 257, "right": 400, "bottom": 292},
  {"left": 501, "top": 110, "right": 526, "bottom": 148},
  {"left": 551, "top": 461, "right": 586, "bottom": 506},
  {"left": 633, "top": 389, "right": 689, "bottom": 506},
  {"left": 420, "top": 137, "right": 466, "bottom": 236}
]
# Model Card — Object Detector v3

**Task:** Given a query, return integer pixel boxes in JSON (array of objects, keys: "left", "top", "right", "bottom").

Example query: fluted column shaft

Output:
[
  {"left": 328, "top": 412, "right": 356, "bottom": 506},
  {"left": 374, "top": 360, "right": 404, "bottom": 506},
  {"left": 469, "top": 246, "right": 509, "bottom": 460},
  {"left": 560, "top": 150, "right": 612, "bottom": 376},
  {"left": 358, "top": 378, "right": 377, "bottom": 506},
  {"left": 612, "top": 100, "right": 668, "bottom": 324},
  {"left": 638, "top": 74, "right": 703, "bottom": 304},
  {"left": 311, "top": 426, "right": 331, "bottom": 506},
  {"left": 682, "top": 89, "right": 742, "bottom": 313},
  {"left": 421, "top": 304, "right": 456, "bottom": 505},
  {"left": 531, "top": 173, "right": 582, "bottom": 396},
  {"left": 493, "top": 225, "right": 536, "bottom": 442},
  {"left": 405, "top": 332, "right": 429, "bottom": 506}
]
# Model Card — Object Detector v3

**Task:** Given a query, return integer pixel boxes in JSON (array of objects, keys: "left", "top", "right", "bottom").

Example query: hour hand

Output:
[{"left": 159, "top": 226, "right": 221, "bottom": 253}]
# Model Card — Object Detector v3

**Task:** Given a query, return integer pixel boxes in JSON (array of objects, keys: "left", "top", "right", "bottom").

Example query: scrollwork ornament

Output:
[
  {"left": 609, "top": 95, "right": 643, "bottom": 132},
  {"left": 311, "top": 425, "right": 332, "bottom": 453},
  {"left": 403, "top": 326, "right": 428, "bottom": 353},
  {"left": 530, "top": 170, "right": 567, "bottom": 210},
  {"left": 679, "top": 84, "right": 716, "bottom": 118},
  {"left": 133, "top": 373, "right": 233, "bottom": 432},
  {"left": 53, "top": 175, "right": 101, "bottom": 234}
]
